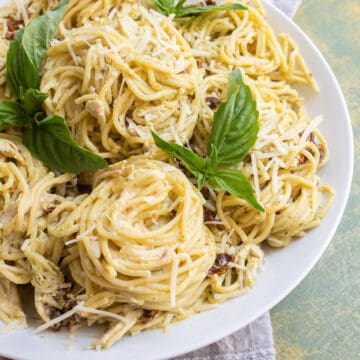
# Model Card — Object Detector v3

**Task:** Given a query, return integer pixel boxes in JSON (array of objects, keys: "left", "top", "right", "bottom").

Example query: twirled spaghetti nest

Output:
[{"left": 41, "top": 1, "right": 201, "bottom": 159}]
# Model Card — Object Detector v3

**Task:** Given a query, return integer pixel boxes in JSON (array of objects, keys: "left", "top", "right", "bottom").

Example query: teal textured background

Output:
[{"left": 271, "top": 1, "right": 360, "bottom": 359}]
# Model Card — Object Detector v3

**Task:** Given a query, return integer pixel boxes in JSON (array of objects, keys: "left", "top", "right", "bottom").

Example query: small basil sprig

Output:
[
  {"left": 152, "top": 69, "right": 264, "bottom": 212},
  {"left": 154, "top": 0, "right": 246, "bottom": 18},
  {"left": 0, "top": 0, "right": 107, "bottom": 174}
]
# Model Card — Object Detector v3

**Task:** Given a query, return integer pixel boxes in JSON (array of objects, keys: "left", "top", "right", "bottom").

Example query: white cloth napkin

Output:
[
  {"left": 173, "top": 2, "right": 301, "bottom": 359},
  {"left": 172, "top": 313, "right": 275, "bottom": 360}
]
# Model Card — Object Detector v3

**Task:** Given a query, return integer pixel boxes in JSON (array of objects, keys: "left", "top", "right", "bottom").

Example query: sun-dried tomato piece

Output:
[
  {"left": 5, "top": 18, "right": 24, "bottom": 40},
  {"left": 206, "top": 96, "right": 220, "bottom": 110},
  {"left": 298, "top": 154, "right": 306, "bottom": 165},
  {"left": 201, "top": 187, "right": 210, "bottom": 199},
  {"left": 46, "top": 292, "right": 82, "bottom": 332},
  {"left": 307, "top": 132, "right": 325, "bottom": 164},
  {"left": 138, "top": 310, "right": 158, "bottom": 325},
  {"left": 318, "top": 144, "right": 325, "bottom": 163},
  {"left": 208, "top": 253, "right": 232, "bottom": 277},
  {"left": 203, "top": 207, "right": 216, "bottom": 222}
]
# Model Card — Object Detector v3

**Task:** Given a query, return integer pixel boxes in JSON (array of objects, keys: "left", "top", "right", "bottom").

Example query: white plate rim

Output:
[{"left": 0, "top": 1, "right": 354, "bottom": 359}]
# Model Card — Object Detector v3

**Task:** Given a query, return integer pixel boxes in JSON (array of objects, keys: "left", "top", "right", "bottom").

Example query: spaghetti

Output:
[
  {"left": 177, "top": 3, "right": 334, "bottom": 247},
  {"left": 41, "top": 0, "right": 200, "bottom": 159},
  {"left": 0, "top": 0, "right": 334, "bottom": 350}
]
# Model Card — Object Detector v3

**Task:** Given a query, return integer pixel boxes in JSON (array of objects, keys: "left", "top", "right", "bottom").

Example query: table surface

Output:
[
  {"left": 270, "top": 1, "right": 360, "bottom": 359},
  {"left": 0, "top": 2, "right": 358, "bottom": 360}
]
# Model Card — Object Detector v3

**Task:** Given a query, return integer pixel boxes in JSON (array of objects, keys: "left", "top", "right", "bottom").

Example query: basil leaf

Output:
[
  {"left": 208, "top": 69, "right": 259, "bottom": 167},
  {"left": 208, "top": 168, "right": 264, "bottom": 212},
  {"left": 197, "top": 172, "right": 206, "bottom": 191},
  {"left": 6, "top": 0, "right": 68, "bottom": 97},
  {"left": 152, "top": 131, "right": 206, "bottom": 178},
  {"left": 3, "top": 1, "right": 106, "bottom": 175},
  {"left": 154, "top": 0, "right": 176, "bottom": 16},
  {"left": 6, "top": 28, "right": 39, "bottom": 98},
  {"left": 0, "top": 101, "right": 28, "bottom": 130},
  {"left": 152, "top": 70, "right": 263, "bottom": 212},
  {"left": 23, "top": 88, "right": 48, "bottom": 116},
  {"left": 21, "top": 0, "right": 68, "bottom": 69},
  {"left": 175, "top": 3, "right": 246, "bottom": 17},
  {"left": 22, "top": 115, "right": 107, "bottom": 173},
  {"left": 205, "top": 143, "right": 217, "bottom": 174},
  {"left": 154, "top": 0, "right": 246, "bottom": 18}
]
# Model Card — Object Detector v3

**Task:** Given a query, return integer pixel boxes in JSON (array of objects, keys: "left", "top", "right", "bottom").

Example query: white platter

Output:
[{"left": 0, "top": 1, "right": 354, "bottom": 359}]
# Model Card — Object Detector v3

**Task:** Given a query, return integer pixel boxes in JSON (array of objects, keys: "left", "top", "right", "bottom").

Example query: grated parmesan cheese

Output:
[
  {"left": 20, "top": 239, "right": 30, "bottom": 252},
  {"left": 76, "top": 305, "right": 127, "bottom": 322},
  {"left": 33, "top": 302, "right": 85, "bottom": 334},
  {"left": 143, "top": 196, "right": 157, "bottom": 204},
  {"left": 301, "top": 115, "right": 323, "bottom": 143},
  {"left": 204, "top": 220, "right": 224, "bottom": 225},
  {"left": 65, "top": 38, "right": 81, "bottom": 65},
  {"left": 108, "top": 7, "right": 118, "bottom": 20},
  {"left": 163, "top": 313, "right": 174, "bottom": 332},
  {"left": 65, "top": 224, "right": 96, "bottom": 246}
]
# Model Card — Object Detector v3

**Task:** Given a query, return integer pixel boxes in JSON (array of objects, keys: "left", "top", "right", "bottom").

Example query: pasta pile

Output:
[
  {"left": 178, "top": 5, "right": 334, "bottom": 247},
  {"left": 0, "top": 0, "right": 333, "bottom": 350},
  {"left": 54, "top": 158, "right": 216, "bottom": 348},
  {"left": 41, "top": 0, "right": 200, "bottom": 159},
  {"left": 0, "top": 133, "right": 82, "bottom": 326}
]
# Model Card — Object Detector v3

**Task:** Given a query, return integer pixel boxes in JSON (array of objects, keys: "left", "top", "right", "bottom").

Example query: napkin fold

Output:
[
  {"left": 174, "top": 2, "right": 302, "bottom": 359},
  {"left": 172, "top": 313, "right": 275, "bottom": 360}
]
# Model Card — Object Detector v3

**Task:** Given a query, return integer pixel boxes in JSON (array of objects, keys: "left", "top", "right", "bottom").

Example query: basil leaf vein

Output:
[
  {"left": 208, "top": 68, "right": 259, "bottom": 167},
  {"left": 152, "top": 131, "right": 206, "bottom": 181},
  {"left": 207, "top": 169, "right": 264, "bottom": 212}
]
